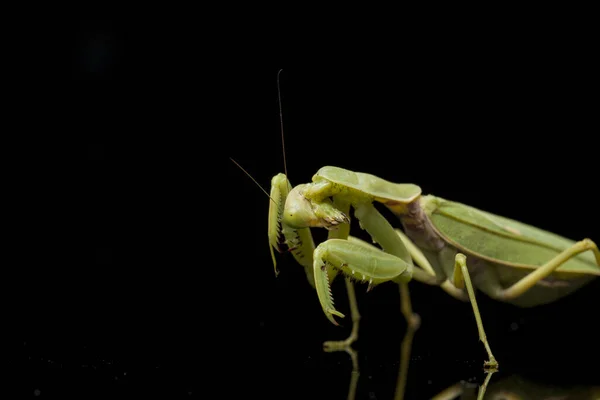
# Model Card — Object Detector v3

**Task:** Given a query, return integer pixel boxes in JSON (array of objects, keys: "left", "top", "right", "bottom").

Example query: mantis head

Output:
[
  {"left": 268, "top": 174, "right": 350, "bottom": 277},
  {"left": 283, "top": 184, "right": 349, "bottom": 230}
]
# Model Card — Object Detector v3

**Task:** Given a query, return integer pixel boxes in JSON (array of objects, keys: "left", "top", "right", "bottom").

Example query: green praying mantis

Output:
[
  {"left": 265, "top": 165, "right": 599, "bottom": 369},
  {"left": 234, "top": 74, "right": 600, "bottom": 370}
]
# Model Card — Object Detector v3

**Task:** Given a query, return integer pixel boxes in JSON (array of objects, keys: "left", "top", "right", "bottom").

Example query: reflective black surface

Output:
[{"left": 23, "top": 21, "right": 599, "bottom": 399}]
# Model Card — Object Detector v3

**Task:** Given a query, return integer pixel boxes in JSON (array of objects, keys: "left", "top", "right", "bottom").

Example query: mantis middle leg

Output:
[
  {"left": 322, "top": 277, "right": 362, "bottom": 351},
  {"left": 322, "top": 197, "right": 362, "bottom": 351},
  {"left": 395, "top": 229, "right": 468, "bottom": 303}
]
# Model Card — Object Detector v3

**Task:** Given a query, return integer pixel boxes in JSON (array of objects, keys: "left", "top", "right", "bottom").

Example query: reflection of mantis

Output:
[
  {"left": 456, "top": 375, "right": 600, "bottom": 400},
  {"left": 431, "top": 370, "right": 600, "bottom": 400},
  {"left": 436, "top": 375, "right": 600, "bottom": 400},
  {"left": 330, "top": 319, "right": 492, "bottom": 400},
  {"left": 332, "top": 323, "right": 600, "bottom": 400}
]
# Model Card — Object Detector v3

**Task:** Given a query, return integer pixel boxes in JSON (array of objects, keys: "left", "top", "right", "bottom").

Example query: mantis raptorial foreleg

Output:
[
  {"left": 452, "top": 253, "right": 497, "bottom": 368},
  {"left": 270, "top": 176, "right": 365, "bottom": 349},
  {"left": 313, "top": 202, "right": 416, "bottom": 326},
  {"left": 322, "top": 197, "right": 363, "bottom": 351},
  {"left": 269, "top": 174, "right": 317, "bottom": 285},
  {"left": 317, "top": 202, "right": 444, "bottom": 349},
  {"left": 497, "top": 238, "right": 600, "bottom": 300}
]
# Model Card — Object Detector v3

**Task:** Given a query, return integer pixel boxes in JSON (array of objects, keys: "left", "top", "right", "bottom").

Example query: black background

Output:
[{"left": 22, "top": 19, "right": 599, "bottom": 399}]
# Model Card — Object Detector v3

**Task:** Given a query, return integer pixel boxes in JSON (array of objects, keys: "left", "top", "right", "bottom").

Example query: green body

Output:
[
  {"left": 400, "top": 194, "right": 599, "bottom": 307},
  {"left": 308, "top": 166, "right": 599, "bottom": 305}
]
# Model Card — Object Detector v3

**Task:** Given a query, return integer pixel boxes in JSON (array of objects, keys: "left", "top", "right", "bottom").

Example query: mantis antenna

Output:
[
  {"left": 229, "top": 157, "right": 276, "bottom": 206},
  {"left": 277, "top": 69, "right": 292, "bottom": 191},
  {"left": 229, "top": 70, "right": 291, "bottom": 206}
]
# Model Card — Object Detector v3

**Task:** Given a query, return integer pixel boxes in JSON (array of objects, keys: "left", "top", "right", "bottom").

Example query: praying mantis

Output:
[
  {"left": 266, "top": 165, "right": 599, "bottom": 369},
  {"left": 233, "top": 72, "right": 600, "bottom": 371}
]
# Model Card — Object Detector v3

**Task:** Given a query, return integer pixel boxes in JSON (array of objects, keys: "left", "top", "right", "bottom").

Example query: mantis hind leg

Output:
[
  {"left": 496, "top": 238, "right": 600, "bottom": 301},
  {"left": 452, "top": 253, "right": 498, "bottom": 369}
]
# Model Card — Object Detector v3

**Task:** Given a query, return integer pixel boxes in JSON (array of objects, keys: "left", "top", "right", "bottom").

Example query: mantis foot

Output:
[
  {"left": 323, "top": 336, "right": 358, "bottom": 353},
  {"left": 483, "top": 357, "right": 498, "bottom": 371}
]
